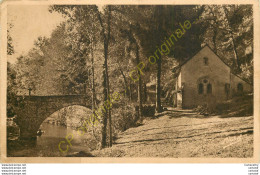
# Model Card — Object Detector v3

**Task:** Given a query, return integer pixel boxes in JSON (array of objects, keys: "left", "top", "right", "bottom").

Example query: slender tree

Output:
[{"left": 94, "top": 5, "right": 113, "bottom": 147}]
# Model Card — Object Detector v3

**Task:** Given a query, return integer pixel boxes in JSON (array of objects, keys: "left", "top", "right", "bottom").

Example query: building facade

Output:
[{"left": 173, "top": 45, "right": 253, "bottom": 109}]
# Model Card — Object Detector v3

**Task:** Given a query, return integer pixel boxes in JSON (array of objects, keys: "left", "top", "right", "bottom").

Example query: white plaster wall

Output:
[
  {"left": 230, "top": 74, "right": 253, "bottom": 95},
  {"left": 181, "top": 46, "right": 231, "bottom": 108}
]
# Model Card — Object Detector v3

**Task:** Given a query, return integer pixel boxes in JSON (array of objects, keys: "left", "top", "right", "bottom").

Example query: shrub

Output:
[
  {"left": 112, "top": 101, "right": 136, "bottom": 133},
  {"left": 194, "top": 104, "right": 211, "bottom": 116},
  {"left": 135, "top": 104, "right": 155, "bottom": 117}
]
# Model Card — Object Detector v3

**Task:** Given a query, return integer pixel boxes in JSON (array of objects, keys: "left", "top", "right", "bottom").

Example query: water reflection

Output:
[{"left": 8, "top": 123, "right": 92, "bottom": 157}]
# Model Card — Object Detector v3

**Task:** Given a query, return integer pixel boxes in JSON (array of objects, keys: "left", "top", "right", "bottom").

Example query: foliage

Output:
[
  {"left": 112, "top": 99, "right": 136, "bottom": 133},
  {"left": 198, "top": 5, "right": 253, "bottom": 83},
  {"left": 7, "top": 23, "right": 17, "bottom": 118},
  {"left": 7, "top": 24, "right": 14, "bottom": 55},
  {"left": 7, "top": 63, "right": 17, "bottom": 117},
  {"left": 215, "top": 94, "right": 253, "bottom": 117},
  {"left": 7, "top": 5, "right": 253, "bottom": 150},
  {"left": 14, "top": 23, "right": 90, "bottom": 95}
]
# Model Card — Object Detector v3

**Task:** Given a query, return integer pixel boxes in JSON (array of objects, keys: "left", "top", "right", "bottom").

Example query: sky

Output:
[{"left": 7, "top": 5, "right": 65, "bottom": 63}]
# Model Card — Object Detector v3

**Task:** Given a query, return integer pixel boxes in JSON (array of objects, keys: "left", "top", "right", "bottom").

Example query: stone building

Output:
[{"left": 173, "top": 45, "right": 253, "bottom": 109}]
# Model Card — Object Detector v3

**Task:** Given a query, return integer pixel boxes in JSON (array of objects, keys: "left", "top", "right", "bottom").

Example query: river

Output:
[{"left": 8, "top": 123, "right": 94, "bottom": 157}]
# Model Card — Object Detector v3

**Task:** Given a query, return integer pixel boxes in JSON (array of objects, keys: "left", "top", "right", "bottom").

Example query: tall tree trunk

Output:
[
  {"left": 230, "top": 34, "right": 240, "bottom": 70},
  {"left": 119, "top": 67, "right": 129, "bottom": 98},
  {"left": 208, "top": 7, "right": 218, "bottom": 53},
  {"left": 91, "top": 43, "right": 96, "bottom": 112},
  {"left": 155, "top": 6, "right": 163, "bottom": 113},
  {"left": 212, "top": 28, "right": 217, "bottom": 53},
  {"left": 143, "top": 82, "right": 147, "bottom": 103},
  {"left": 132, "top": 32, "right": 143, "bottom": 121},
  {"left": 136, "top": 44, "right": 143, "bottom": 121},
  {"left": 107, "top": 7, "right": 112, "bottom": 147},
  {"left": 156, "top": 55, "right": 163, "bottom": 112},
  {"left": 101, "top": 66, "right": 107, "bottom": 148},
  {"left": 96, "top": 6, "right": 112, "bottom": 148},
  {"left": 222, "top": 6, "right": 240, "bottom": 71},
  {"left": 104, "top": 41, "right": 112, "bottom": 147}
]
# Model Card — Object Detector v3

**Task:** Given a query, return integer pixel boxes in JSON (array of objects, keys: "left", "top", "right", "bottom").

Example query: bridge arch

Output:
[
  {"left": 41, "top": 105, "right": 92, "bottom": 127},
  {"left": 14, "top": 95, "right": 92, "bottom": 140}
]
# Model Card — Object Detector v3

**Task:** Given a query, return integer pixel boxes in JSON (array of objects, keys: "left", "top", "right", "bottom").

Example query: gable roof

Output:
[
  {"left": 173, "top": 44, "right": 252, "bottom": 85},
  {"left": 179, "top": 44, "right": 230, "bottom": 68}
]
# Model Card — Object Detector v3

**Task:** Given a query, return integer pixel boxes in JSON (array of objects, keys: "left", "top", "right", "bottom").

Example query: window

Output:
[
  {"left": 225, "top": 83, "right": 230, "bottom": 99},
  {"left": 207, "top": 83, "right": 212, "bottom": 94},
  {"left": 203, "top": 57, "right": 209, "bottom": 65},
  {"left": 198, "top": 83, "right": 203, "bottom": 94},
  {"left": 237, "top": 83, "right": 243, "bottom": 92},
  {"left": 225, "top": 83, "right": 230, "bottom": 92}
]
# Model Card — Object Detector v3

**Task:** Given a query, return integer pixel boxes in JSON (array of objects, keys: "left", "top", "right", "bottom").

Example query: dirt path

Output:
[{"left": 92, "top": 108, "right": 253, "bottom": 157}]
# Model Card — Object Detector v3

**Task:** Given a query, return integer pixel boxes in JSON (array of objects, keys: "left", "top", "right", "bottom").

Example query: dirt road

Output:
[{"left": 93, "top": 108, "right": 253, "bottom": 157}]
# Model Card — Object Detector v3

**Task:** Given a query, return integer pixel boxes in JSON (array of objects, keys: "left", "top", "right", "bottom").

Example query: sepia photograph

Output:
[{"left": 1, "top": 0, "right": 259, "bottom": 163}]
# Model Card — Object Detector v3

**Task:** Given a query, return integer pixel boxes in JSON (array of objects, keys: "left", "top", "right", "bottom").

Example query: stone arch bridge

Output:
[{"left": 13, "top": 95, "right": 91, "bottom": 140}]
